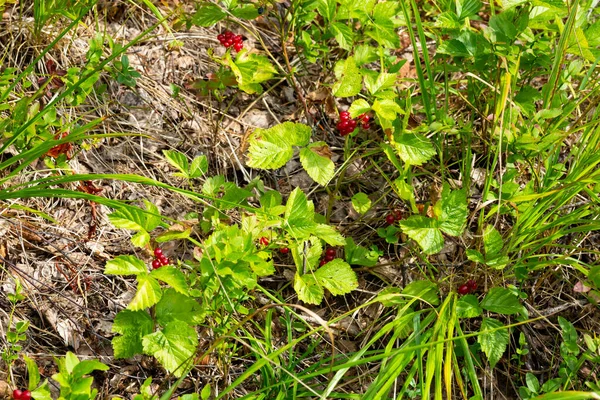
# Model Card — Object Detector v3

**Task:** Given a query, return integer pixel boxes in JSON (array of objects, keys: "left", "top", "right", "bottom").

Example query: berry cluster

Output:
[
  {"left": 259, "top": 237, "right": 269, "bottom": 246},
  {"left": 13, "top": 390, "right": 31, "bottom": 400},
  {"left": 357, "top": 113, "right": 371, "bottom": 130},
  {"left": 385, "top": 210, "right": 403, "bottom": 225},
  {"left": 336, "top": 111, "right": 357, "bottom": 136},
  {"left": 319, "top": 248, "right": 337, "bottom": 266},
  {"left": 217, "top": 30, "right": 244, "bottom": 52},
  {"left": 151, "top": 248, "right": 170, "bottom": 269},
  {"left": 457, "top": 279, "right": 478, "bottom": 295}
]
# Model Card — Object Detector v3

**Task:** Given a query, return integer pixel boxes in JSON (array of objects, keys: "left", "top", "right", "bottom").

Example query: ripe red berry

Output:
[
  {"left": 325, "top": 248, "right": 336, "bottom": 257},
  {"left": 13, "top": 389, "right": 23, "bottom": 400},
  {"left": 339, "top": 111, "right": 350, "bottom": 120},
  {"left": 458, "top": 284, "right": 469, "bottom": 295},
  {"left": 154, "top": 248, "right": 163, "bottom": 257},
  {"left": 393, "top": 210, "right": 403, "bottom": 221},
  {"left": 259, "top": 237, "right": 269, "bottom": 246},
  {"left": 324, "top": 254, "right": 335, "bottom": 262},
  {"left": 217, "top": 34, "right": 224, "bottom": 42},
  {"left": 466, "top": 279, "right": 477, "bottom": 291},
  {"left": 348, "top": 119, "right": 357, "bottom": 128},
  {"left": 319, "top": 259, "right": 328, "bottom": 266},
  {"left": 234, "top": 34, "right": 243, "bottom": 42},
  {"left": 280, "top": 247, "right": 290, "bottom": 254},
  {"left": 160, "top": 257, "right": 170, "bottom": 266},
  {"left": 362, "top": 123, "right": 371, "bottom": 130},
  {"left": 152, "top": 259, "right": 162, "bottom": 269},
  {"left": 385, "top": 214, "right": 396, "bottom": 225},
  {"left": 233, "top": 43, "right": 243, "bottom": 51},
  {"left": 224, "top": 39, "right": 232, "bottom": 47},
  {"left": 20, "top": 391, "right": 31, "bottom": 400},
  {"left": 361, "top": 114, "right": 370, "bottom": 122}
]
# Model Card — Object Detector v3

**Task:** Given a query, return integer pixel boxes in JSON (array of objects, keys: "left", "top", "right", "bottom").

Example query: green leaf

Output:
[
  {"left": 372, "top": 99, "right": 403, "bottom": 121},
  {"left": 400, "top": 215, "right": 443, "bottom": 254},
  {"left": 191, "top": 3, "right": 226, "bottom": 26},
  {"left": 108, "top": 201, "right": 162, "bottom": 247},
  {"left": 142, "top": 320, "right": 198, "bottom": 377},
  {"left": 478, "top": 318, "right": 508, "bottom": 369},
  {"left": 230, "top": 5, "right": 259, "bottom": 19},
  {"left": 23, "top": 355, "right": 40, "bottom": 390},
  {"left": 246, "top": 122, "right": 312, "bottom": 169},
  {"left": 364, "top": 73, "right": 397, "bottom": 96},
  {"left": 456, "top": 294, "right": 483, "bottom": 318},
  {"left": 344, "top": 237, "right": 380, "bottom": 267},
  {"left": 483, "top": 225, "right": 509, "bottom": 268},
  {"left": 189, "top": 155, "right": 208, "bottom": 178},
  {"left": 392, "top": 133, "right": 436, "bottom": 166},
  {"left": 294, "top": 273, "right": 324, "bottom": 305},
  {"left": 330, "top": 22, "right": 354, "bottom": 50},
  {"left": 332, "top": 57, "right": 362, "bottom": 97},
  {"left": 348, "top": 99, "right": 371, "bottom": 117},
  {"left": 481, "top": 287, "right": 522, "bottom": 315},
  {"left": 229, "top": 51, "right": 277, "bottom": 94},
  {"left": 112, "top": 310, "right": 154, "bottom": 358},
  {"left": 156, "top": 228, "right": 191, "bottom": 242},
  {"left": 163, "top": 149, "right": 189, "bottom": 177},
  {"left": 402, "top": 280, "right": 440, "bottom": 305},
  {"left": 105, "top": 255, "right": 147, "bottom": 276},
  {"left": 438, "top": 185, "right": 467, "bottom": 236},
  {"left": 526, "top": 372, "right": 540, "bottom": 393},
  {"left": 129, "top": 274, "right": 162, "bottom": 311},
  {"left": 457, "top": 0, "right": 482, "bottom": 19},
  {"left": 299, "top": 142, "right": 335, "bottom": 185},
  {"left": 365, "top": 1, "right": 401, "bottom": 48},
  {"left": 314, "top": 258, "right": 358, "bottom": 295},
  {"left": 313, "top": 224, "right": 344, "bottom": 246},
  {"left": 72, "top": 359, "right": 109, "bottom": 380},
  {"left": 150, "top": 266, "right": 188, "bottom": 295},
  {"left": 316, "top": 0, "right": 336, "bottom": 22},
  {"left": 285, "top": 188, "right": 314, "bottom": 226},
  {"left": 155, "top": 289, "right": 205, "bottom": 326},
  {"left": 351, "top": 192, "right": 371, "bottom": 214}
]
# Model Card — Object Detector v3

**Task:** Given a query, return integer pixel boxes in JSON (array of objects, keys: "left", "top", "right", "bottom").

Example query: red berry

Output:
[
  {"left": 259, "top": 237, "right": 269, "bottom": 246},
  {"left": 20, "top": 391, "right": 30, "bottom": 400},
  {"left": 154, "top": 248, "right": 163, "bottom": 257},
  {"left": 393, "top": 210, "right": 403, "bottom": 221},
  {"left": 319, "top": 259, "right": 328, "bottom": 266},
  {"left": 339, "top": 111, "right": 350, "bottom": 120},
  {"left": 385, "top": 214, "right": 396, "bottom": 225},
  {"left": 224, "top": 40, "right": 233, "bottom": 47},
  {"left": 466, "top": 280, "right": 477, "bottom": 291},
  {"left": 325, "top": 248, "right": 336, "bottom": 257},
  {"left": 233, "top": 43, "right": 243, "bottom": 51},
  {"left": 280, "top": 247, "right": 289, "bottom": 254},
  {"left": 348, "top": 119, "right": 357, "bottom": 128},
  {"left": 324, "top": 254, "right": 335, "bottom": 262},
  {"left": 160, "top": 257, "right": 170, "bottom": 266},
  {"left": 234, "top": 35, "right": 243, "bottom": 42},
  {"left": 362, "top": 114, "right": 370, "bottom": 122},
  {"left": 217, "top": 34, "right": 224, "bottom": 41},
  {"left": 362, "top": 123, "right": 371, "bottom": 130},
  {"left": 152, "top": 259, "right": 162, "bottom": 269},
  {"left": 458, "top": 284, "right": 469, "bottom": 295},
  {"left": 13, "top": 389, "right": 23, "bottom": 400}
]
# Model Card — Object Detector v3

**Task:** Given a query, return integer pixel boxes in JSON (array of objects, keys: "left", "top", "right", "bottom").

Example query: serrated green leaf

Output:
[
  {"left": 483, "top": 225, "right": 509, "bottom": 268},
  {"left": 439, "top": 185, "right": 467, "bottom": 236},
  {"left": 364, "top": 73, "right": 397, "bottom": 96},
  {"left": 230, "top": 4, "right": 259, "bottom": 19},
  {"left": 351, "top": 192, "right": 371, "bottom": 214},
  {"left": 316, "top": 0, "right": 336, "bottom": 22},
  {"left": 330, "top": 22, "right": 354, "bottom": 50},
  {"left": 478, "top": 318, "right": 508, "bottom": 368},
  {"left": 292, "top": 236, "right": 322, "bottom": 272},
  {"left": 163, "top": 150, "right": 189, "bottom": 176},
  {"left": 294, "top": 272, "right": 324, "bottom": 305},
  {"left": 372, "top": 99, "right": 403, "bottom": 120},
  {"left": 150, "top": 266, "right": 188, "bottom": 295},
  {"left": 191, "top": 3, "right": 226, "bottom": 26},
  {"left": 156, "top": 228, "right": 191, "bottom": 242},
  {"left": 481, "top": 287, "right": 522, "bottom": 315},
  {"left": 72, "top": 359, "right": 108, "bottom": 380},
  {"left": 313, "top": 224, "right": 345, "bottom": 246},
  {"left": 400, "top": 215, "right": 443, "bottom": 254},
  {"left": 300, "top": 142, "right": 335, "bottom": 185},
  {"left": 230, "top": 51, "right": 277, "bottom": 94},
  {"left": 129, "top": 274, "right": 162, "bottom": 311},
  {"left": 142, "top": 321, "right": 198, "bottom": 377},
  {"left": 314, "top": 258, "right": 358, "bottom": 295},
  {"left": 365, "top": 1, "right": 401, "bottom": 47},
  {"left": 466, "top": 249, "right": 485, "bottom": 263},
  {"left": 189, "top": 155, "right": 208, "bottom": 178},
  {"left": 348, "top": 99, "right": 371, "bottom": 117},
  {"left": 131, "top": 230, "right": 151, "bottom": 248},
  {"left": 345, "top": 237, "right": 380, "bottom": 267},
  {"left": 155, "top": 289, "right": 205, "bottom": 326},
  {"left": 457, "top": 0, "right": 482, "bottom": 19},
  {"left": 109, "top": 201, "right": 162, "bottom": 235},
  {"left": 285, "top": 188, "right": 314, "bottom": 225},
  {"left": 456, "top": 294, "right": 483, "bottom": 318},
  {"left": 392, "top": 133, "right": 436, "bottom": 166},
  {"left": 112, "top": 310, "right": 154, "bottom": 358},
  {"left": 333, "top": 57, "right": 362, "bottom": 97},
  {"left": 105, "top": 255, "right": 147, "bottom": 276},
  {"left": 246, "top": 122, "right": 312, "bottom": 169}
]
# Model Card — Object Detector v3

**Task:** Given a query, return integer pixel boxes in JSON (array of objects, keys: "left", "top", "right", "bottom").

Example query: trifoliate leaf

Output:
[
  {"left": 299, "top": 142, "right": 335, "bottom": 185},
  {"left": 314, "top": 258, "right": 358, "bottom": 296},
  {"left": 332, "top": 57, "right": 362, "bottom": 97},
  {"left": 481, "top": 287, "right": 522, "bottom": 315},
  {"left": 142, "top": 320, "right": 198, "bottom": 377},
  {"left": 400, "top": 215, "right": 443, "bottom": 254},
  {"left": 128, "top": 274, "right": 162, "bottom": 311},
  {"left": 392, "top": 132, "right": 436, "bottom": 166},
  {"left": 246, "top": 122, "right": 312, "bottom": 169},
  {"left": 105, "top": 255, "right": 147, "bottom": 276},
  {"left": 351, "top": 192, "right": 371, "bottom": 214},
  {"left": 478, "top": 318, "right": 508, "bottom": 368}
]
